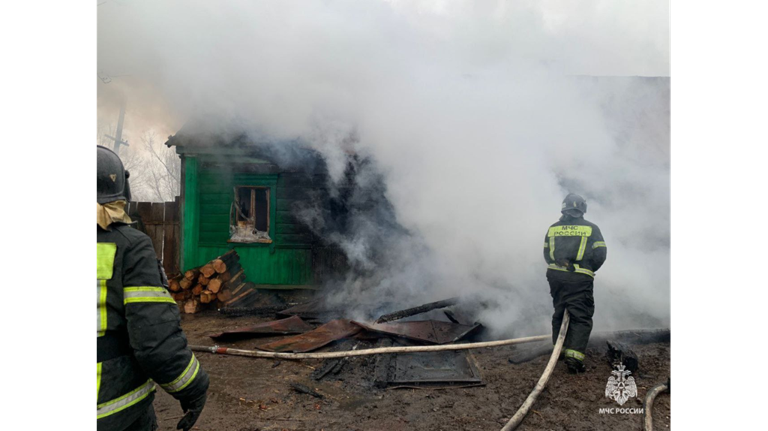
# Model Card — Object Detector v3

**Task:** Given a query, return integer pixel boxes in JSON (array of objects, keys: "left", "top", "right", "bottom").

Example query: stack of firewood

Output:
[{"left": 168, "top": 250, "right": 247, "bottom": 314}]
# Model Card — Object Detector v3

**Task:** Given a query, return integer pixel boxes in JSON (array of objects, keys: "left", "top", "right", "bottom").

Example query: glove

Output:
[{"left": 177, "top": 393, "right": 207, "bottom": 431}]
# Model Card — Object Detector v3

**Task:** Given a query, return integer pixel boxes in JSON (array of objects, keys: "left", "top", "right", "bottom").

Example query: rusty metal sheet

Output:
[
  {"left": 255, "top": 319, "right": 361, "bottom": 353},
  {"left": 352, "top": 320, "right": 480, "bottom": 344},
  {"left": 208, "top": 316, "right": 314, "bottom": 341}
]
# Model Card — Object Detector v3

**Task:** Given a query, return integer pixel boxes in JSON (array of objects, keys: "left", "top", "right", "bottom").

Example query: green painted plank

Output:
[
  {"left": 276, "top": 223, "right": 311, "bottom": 234},
  {"left": 276, "top": 233, "right": 313, "bottom": 244},
  {"left": 200, "top": 221, "right": 230, "bottom": 233},
  {"left": 276, "top": 187, "right": 313, "bottom": 200},
  {"left": 199, "top": 232, "right": 228, "bottom": 244},
  {"left": 194, "top": 246, "right": 313, "bottom": 285},
  {"left": 276, "top": 199, "right": 294, "bottom": 212},
  {"left": 182, "top": 157, "right": 199, "bottom": 272},
  {"left": 275, "top": 210, "right": 298, "bottom": 224},
  {"left": 199, "top": 182, "right": 234, "bottom": 194},
  {"left": 199, "top": 203, "right": 231, "bottom": 215},
  {"left": 199, "top": 193, "right": 232, "bottom": 204},
  {"left": 187, "top": 168, "right": 312, "bottom": 283}
]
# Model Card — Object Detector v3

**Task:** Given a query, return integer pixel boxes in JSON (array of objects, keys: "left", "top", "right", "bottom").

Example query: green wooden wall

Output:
[{"left": 181, "top": 156, "right": 316, "bottom": 286}]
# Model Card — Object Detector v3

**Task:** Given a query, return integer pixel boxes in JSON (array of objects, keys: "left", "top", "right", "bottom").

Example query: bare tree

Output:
[
  {"left": 142, "top": 131, "right": 180, "bottom": 202},
  {"left": 97, "top": 122, "right": 115, "bottom": 148},
  {"left": 97, "top": 123, "right": 180, "bottom": 202}
]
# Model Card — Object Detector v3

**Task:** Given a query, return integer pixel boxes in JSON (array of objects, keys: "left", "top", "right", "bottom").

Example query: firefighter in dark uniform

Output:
[
  {"left": 543, "top": 193, "right": 607, "bottom": 374},
  {"left": 97, "top": 146, "right": 209, "bottom": 430}
]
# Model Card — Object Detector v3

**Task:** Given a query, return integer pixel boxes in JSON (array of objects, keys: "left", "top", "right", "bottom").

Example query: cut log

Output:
[
  {"left": 223, "top": 263, "right": 242, "bottom": 279},
  {"left": 192, "top": 284, "right": 203, "bottom": 296},
  {"left": 198, "top": 275, "right": 210, "bottom": 286},
  {"left": 200, "top": 290, "right": 215, "bottom": 304},
  {"left": 225, "top": 283, "right": 252, "bottom": 305},
  {"left": 179, "top": 278, "right": 193, "bottom": 290},
  {"left": 217, "top": 289, "right": 232, "bottom": 303},
  {"left": 200, "top": 264, "right": 216, "bottom": 278},
  {"left": 212, "top": 258, "right": 236, "bottom": 274},
  {"left": 217, "top": 249, "right": 237, "bottom": 262},
  {"left": 218, "top": 253, "right": 239, "bottom": 266},
  {"left": 218, "top": 271, "right": 233, "bottom": 283},
  {"left": 229, "top": 277, "right": 247, "bottom": 296},
  {"left": 224, "top": 269, "right": 245, "bottom": 291},
  {"left": 208, "top": 278, "right": 223, "bottom": 293},
  {"left": 183, "top": 299, "right": 201, "bottom": 314},
  {"left": 227, "top": 283, "right": 260, "bottom": 308},
  {"left": 212, "top": 259, "right": 226, "bottom": 274},
  {"left": 184, "top": 268, "right": 200, "bottom": 280},
  {"left": 169, "top": 278, "right": 181, "bottom": 292}
]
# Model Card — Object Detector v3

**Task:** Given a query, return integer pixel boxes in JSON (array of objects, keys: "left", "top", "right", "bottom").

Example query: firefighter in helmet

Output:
[
  {"left": 543, "top": 193, "right": 607, "bottom": 373},
  {"left": 97, "top": 145, "right": 209, "bottom": 430}
]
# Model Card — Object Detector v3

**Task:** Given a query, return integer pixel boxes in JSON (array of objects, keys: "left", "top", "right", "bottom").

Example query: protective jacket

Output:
[
  {"left": 543, "top": 213, "right": 607, "bottom": 363},
  {"left": 97, "top": 222, "right": 209, "bottom": 430},
  {"left": 543, "top": 214, "right": 607, "bottom": 278}
]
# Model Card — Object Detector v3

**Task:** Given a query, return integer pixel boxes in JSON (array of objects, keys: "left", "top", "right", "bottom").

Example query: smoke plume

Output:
[{"left": 98, "top": 0, "right": 670, "bottom": 336}]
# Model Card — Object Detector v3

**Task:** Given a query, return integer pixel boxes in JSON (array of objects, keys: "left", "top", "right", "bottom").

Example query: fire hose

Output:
[
  {"left": 500, "top": 309, "right": 570, "bottom": 431},
  {"left": 189, "top": 333, "right": 551, "bottom": 360},
  {"left": 191, "top": 311, "right": 572, "bottom": 431},
  {"left": 643, "top": 380, "right": 670, "bottom": 431}
]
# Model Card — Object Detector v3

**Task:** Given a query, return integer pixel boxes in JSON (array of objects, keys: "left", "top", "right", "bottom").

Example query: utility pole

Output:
[
  {"left": 105, "top": 99, "right": 129, "bottom": 154},
  {"left": 99, "top": 71, "right": 132, "bottom": 153}
]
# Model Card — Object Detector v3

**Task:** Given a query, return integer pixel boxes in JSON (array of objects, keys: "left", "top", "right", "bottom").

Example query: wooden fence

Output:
[{"left": 125, "top": 197, "right": 181, "bottom": 276}]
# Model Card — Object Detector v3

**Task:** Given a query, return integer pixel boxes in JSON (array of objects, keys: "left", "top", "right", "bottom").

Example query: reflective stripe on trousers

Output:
[
  {"left": 564, "top": 349, "right": 585, "bottom": 361},
  {"left": 548, "top": 263, "right": 594, "bottom": 278}
]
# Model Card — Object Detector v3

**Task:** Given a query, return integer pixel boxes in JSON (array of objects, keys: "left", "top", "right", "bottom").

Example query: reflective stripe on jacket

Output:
[
  {"left": 97, "top": 223, "right": 209, "bottom": 430},
  {"left": 543, "top": 214, "right": 607, "bottom": 278}
]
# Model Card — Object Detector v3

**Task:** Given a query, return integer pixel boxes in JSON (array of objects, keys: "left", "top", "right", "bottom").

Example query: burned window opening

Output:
[{"left": 229, "top": 186, "right": 272, "bottom": 244}]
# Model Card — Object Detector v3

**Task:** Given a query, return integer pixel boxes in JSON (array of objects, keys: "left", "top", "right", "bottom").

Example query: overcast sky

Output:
[{"left": 97, "top": 0, "right": 669, "bottom": 139}]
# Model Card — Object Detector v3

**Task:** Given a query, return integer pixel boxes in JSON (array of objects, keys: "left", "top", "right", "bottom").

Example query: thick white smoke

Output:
[{"left": 98, "top": 0, "right": 670, "bottom": 336}]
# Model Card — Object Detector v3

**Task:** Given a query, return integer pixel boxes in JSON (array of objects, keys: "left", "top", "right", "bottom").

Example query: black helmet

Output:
[
  {"left": 561, "top": 193, "right": 587, "bottom": 215},
  {"left": 97, "top": 145, "right": 131, "bottom": 204}
]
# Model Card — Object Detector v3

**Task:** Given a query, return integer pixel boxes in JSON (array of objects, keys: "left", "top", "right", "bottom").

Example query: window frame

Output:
[{"left": 229, "top": 185, "right": 273, "bottom": 244}]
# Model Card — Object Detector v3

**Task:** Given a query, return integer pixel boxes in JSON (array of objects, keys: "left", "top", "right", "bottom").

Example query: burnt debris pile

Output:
[{"left": 207, "top": 295, "right": 488, "bottom": 390}]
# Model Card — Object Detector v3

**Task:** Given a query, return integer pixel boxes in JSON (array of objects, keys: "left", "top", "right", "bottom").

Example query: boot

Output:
[{"left": 565, "top": 357, "right": 586, "bottom": 374}]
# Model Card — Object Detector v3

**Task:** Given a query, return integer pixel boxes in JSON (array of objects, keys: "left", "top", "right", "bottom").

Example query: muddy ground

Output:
[{"left": 155, "top": 312, "right": 670, "bottom": 431}]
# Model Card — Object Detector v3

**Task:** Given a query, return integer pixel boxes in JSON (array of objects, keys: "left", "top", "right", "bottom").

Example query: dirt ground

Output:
[{"left": 154, "top": 312, "right": 670, "bottom": 431}]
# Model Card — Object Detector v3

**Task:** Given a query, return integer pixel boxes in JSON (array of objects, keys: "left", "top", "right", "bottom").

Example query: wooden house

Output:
[{"left": 164, "top": 125, "right": 348, "bottom": 289}]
